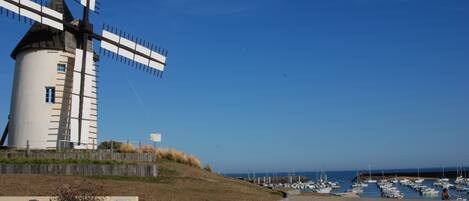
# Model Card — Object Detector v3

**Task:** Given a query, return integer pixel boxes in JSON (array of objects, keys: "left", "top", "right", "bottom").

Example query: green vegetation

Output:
[
  {"left": 101, "top": 142, "right": 203, "bottom": 169},
  {"left": 1, "top": 148, "right": 204, "bottom": 169},
  {"left": 97, "top": 140, "right": 122, "bottom": 150}
]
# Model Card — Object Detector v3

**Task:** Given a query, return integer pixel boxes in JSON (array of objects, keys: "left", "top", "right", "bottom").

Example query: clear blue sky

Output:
[{"left": 0, "top": 0, "right": 468, "bottom": 173}]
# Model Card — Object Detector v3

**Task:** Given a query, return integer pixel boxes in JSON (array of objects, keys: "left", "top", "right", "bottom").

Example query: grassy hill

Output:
[{"left": 0, "top": 159, "right": 283, "bottom": 201}]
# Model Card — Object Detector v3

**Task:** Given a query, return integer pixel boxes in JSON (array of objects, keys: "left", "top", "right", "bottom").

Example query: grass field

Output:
[{"left": 0, "top": 159, "right": 283, "bottom": 201}]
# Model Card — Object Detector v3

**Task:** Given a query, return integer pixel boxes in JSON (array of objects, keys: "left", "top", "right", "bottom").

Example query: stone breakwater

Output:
[{"left": 357, "top": 171, "right": 461, "bottom": 181}]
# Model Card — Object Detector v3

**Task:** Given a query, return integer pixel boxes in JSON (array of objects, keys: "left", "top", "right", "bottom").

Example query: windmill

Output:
[{"left": 0, "top": 0, "right": 168, "bottom": 149}]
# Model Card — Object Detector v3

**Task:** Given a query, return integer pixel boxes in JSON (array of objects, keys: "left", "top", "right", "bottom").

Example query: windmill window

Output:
[
  {"left": 45, "top": 87, "right": 55, "bottom": 104},
  {"left": 57, "top": 64, "right": 66, "bottom": 72}
]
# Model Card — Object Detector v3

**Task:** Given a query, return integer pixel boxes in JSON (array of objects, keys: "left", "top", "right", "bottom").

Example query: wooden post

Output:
[
  {"left": 110, "top": 140, "right": 114, "bottom": 161},
  {"left": 26, "top": 140, "right": 30, "bottom": 157}
]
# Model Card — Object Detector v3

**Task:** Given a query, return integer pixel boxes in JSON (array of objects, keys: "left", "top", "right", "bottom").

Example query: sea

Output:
[{"left": 227, "top": 167, "right": 469, "bottom": 200}]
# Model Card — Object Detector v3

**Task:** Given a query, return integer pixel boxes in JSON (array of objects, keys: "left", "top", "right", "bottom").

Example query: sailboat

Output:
[
  {"left": 434, "top": 166, "right": 453, "bottom": 188},
  {"left": 312, "top": 170, "right": 332, "bottom": 194},
  {"left": 352, "top": 172, "right": 369, "bottom": 188},
  {"left": 366, "top": 164, "right": 377, "bottom": 183},
  {"left": 392, "top": 175, "right": 399, "bottom": 184},
  {"left": 415, "top": 168, "right": 424, "bottom": 183}
]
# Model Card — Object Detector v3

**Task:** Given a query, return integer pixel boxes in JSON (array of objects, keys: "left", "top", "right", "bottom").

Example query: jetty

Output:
[{"left": 356, "top": 170, "right": 462, "bottom": 181}]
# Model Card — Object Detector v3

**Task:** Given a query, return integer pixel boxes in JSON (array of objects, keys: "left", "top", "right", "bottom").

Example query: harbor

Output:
[{"left": 230, "top": 167, "right": 469, "bottom": 200}]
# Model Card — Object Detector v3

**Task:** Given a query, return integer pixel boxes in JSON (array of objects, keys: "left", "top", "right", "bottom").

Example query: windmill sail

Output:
[
  {"left": 99, "top": 29, "right": 167, "bottom": 72},
  {"left": 79, "top": 0, "right": 95, "bottom": 11},
  {"left": 0, "top": 0, "right": 64, "bottom": 30},
  {"left": 70, "top": 48, "right": 97, "bottom": 147}
]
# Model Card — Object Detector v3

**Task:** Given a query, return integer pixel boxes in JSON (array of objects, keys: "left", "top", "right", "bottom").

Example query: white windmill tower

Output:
[{"left": 0, "top": 0, "right": 169, "bottom": 150}]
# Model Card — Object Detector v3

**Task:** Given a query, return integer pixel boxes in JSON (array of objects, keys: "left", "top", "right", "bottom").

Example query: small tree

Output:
[
  {"left": 51, "top": 180, "right": 107, "bottom": 201},
  {"left": 204, "top": 164, "right": 212, "bottom": 172},
  {"left": 97, "top": 141, "right": 122, "bottom": 150}
]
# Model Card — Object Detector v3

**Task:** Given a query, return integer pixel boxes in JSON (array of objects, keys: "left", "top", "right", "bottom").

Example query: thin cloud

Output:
[{"left": 126, "top": 77, "right": 146, "bottom": 110}]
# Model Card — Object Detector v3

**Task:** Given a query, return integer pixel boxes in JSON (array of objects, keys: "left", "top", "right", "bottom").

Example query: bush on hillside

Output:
[
  {"left": 117, "top": 143, "right": 136, "bottom": 153},
  {"left": 97, "top": 141, "right": 122, "bottom": 150},
  {"left": 52, "top": 180, "right": 107, "bottom": 201},
  {"left": 138, "top": 145, "right": 157, "bottom": 154},
  {"left": 204, "top": 164, "right": 212, "bottom": 172},
  {"left": 157, "top": 148, "right": 202, "bottom": 169},
  {"left": 187, "top": 155, "right": 202, "bottom": 169},
  {"left": 100, "top": 143, "right": 203, "bottom": 168}
]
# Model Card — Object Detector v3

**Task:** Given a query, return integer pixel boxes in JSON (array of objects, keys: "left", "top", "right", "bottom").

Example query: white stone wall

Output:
[{"left": 8, "top": 49, "right": 98, "bottom": 149}]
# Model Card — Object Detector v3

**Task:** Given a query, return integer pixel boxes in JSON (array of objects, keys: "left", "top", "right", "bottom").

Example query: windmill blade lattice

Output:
[
  {"left": 0, "top": 0, "right": 64, "bottom": 30},
  {"left": 97, "top": 24, "right": 168, "bottom": 77}
]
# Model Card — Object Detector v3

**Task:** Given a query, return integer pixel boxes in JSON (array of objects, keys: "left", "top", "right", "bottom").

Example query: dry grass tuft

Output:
[
  {"left": 116, "top": 144, "right": 202, "bottom": 168},
  {"left": 187, "top": 155, "right": 202, "bottom": 169},
  {"left": 117, "top": 143, "right": 136, "bottom": 153},
  {"left": 157, "top": 149, "right": 202, "bottom": 169},
  {"left": 138, "top": 145, "right": 157, "bottom": 154},
  {"left": 203, "top": 164, "right": 212, "bottom": 172}
]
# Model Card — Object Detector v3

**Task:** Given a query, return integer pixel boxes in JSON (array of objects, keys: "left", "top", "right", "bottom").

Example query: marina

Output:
[{"left": 230, "top": 167, "right": 469, "bottom": 200}]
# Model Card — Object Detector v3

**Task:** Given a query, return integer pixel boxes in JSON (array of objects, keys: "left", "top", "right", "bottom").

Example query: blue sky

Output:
[{"left": 0, "top": 0, "right": 468, "bottom": 173}]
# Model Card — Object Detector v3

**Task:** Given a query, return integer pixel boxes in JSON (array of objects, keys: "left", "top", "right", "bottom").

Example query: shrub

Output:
[
  {"left": 203, "top": 164, "right": 212, "bottom": 172},
  {"left": 97, "top": 141, "right": 122, "bottom": 150},
  {"left": 51, "top": 180, "right": 107, "bottom": 201},
  {"left": 187, "top": 155, "right": 202, "bottom": 169},
  {"left": 117, "top": 143, "right": 136, "bottom": 153}
]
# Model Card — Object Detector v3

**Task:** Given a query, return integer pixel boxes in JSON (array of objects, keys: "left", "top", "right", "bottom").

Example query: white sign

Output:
[{"left": 150, "top": 133, "right": 161, "bottom": 142}]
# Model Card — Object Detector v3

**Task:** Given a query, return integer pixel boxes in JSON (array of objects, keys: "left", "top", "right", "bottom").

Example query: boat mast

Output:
[
  {"left": 369, "top": 164, "right": 372, "bottom": 181},
  {"left": 418, "top": 167, "right": 420, "bottom": 180},
  {"left": 442, "top": 166, "right": 445, "bottom": 178}
]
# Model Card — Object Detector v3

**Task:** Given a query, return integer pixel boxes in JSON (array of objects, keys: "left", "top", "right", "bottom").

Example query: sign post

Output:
[{"left": 150, "top": 133, "right": 161, "bottom": 153}]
